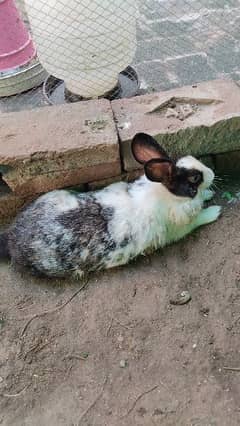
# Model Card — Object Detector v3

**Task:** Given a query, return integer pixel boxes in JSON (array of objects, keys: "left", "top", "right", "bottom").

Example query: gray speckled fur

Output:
[{"left": 7, "top": 192, "right": 117, "bottom": 277}]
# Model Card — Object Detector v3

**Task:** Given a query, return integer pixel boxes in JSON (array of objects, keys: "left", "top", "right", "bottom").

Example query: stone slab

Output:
[
  {"left": 0, "top": 99, "right": 120, "bottom": 194},
  {"left": 112, "top": 80, "right": 240, "bottom": 171}
]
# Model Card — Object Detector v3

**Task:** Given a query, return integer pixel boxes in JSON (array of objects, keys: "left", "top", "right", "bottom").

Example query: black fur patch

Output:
[
  {"left": 56, "top": 195, "right": 116, "bottom": 270},
  {"left": 0, "top": 232, "right": 9, "bottom": 259},
  {"left": 169, "top": 168, "right": 203, "bottom": 198}
]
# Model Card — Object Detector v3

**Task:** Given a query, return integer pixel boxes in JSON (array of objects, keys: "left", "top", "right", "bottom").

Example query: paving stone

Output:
[
  {"left": 134, "top": 0, "right": 240, "bottom": 93},
  {"left": 112, "top": 79, "right": 240, "bottom": 171},
  {"left": 165, "top": 54, "right": 216, "bottom": 88},
  {"left": 206, "top": 36, "right": 240, "bottom": 74},
  {"left": 135, "top": 37, "right": 197, "bottom": 64}
]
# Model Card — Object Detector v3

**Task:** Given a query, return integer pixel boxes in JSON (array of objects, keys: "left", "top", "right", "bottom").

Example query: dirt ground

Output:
[{"left": 0, "top": 201, "right": 240, "bottom": 426}]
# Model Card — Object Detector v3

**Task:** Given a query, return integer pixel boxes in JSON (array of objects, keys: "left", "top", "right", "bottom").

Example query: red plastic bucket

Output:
[{"left": 0, "top": 0, "right": 36, "bottom": 72}]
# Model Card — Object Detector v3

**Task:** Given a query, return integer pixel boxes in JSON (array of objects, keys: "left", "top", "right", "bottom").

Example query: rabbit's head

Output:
[{"left": 132, "top": 133, "right": 214, "bottom": 198}]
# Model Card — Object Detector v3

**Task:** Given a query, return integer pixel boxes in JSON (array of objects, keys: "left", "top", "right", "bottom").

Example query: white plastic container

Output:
[{"left": 24, "top": 0, "right": 137, "bottom": 98}]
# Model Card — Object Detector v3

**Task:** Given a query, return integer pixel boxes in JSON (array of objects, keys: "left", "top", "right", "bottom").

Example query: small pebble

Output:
[
  {"left": 0, "top": 377, "right": 3, "bottom": 383},
  {"left": 79, "top": 352, "right": 89, "bottom": 359},
  {"left": 120, "top": 359, "right": 127, "bottom": 368},
  {"left": 200, "top": 307, "right": 209, "bottom": 316},
  {"left": 170, "top": 290, "right": 191, "bottom": 306}
]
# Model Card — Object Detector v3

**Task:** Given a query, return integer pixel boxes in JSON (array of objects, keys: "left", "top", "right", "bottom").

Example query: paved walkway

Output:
[
  {"left": 136, "top": 0, "right": 240, "bottom": 91},
  {"left": 1, "top": 0, "right": 240, "bottom": 112}
]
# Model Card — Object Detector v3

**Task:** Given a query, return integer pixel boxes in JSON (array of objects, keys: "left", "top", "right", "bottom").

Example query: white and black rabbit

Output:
[{"left": 0, "top": 133, "right": 221, "bottom": 278}]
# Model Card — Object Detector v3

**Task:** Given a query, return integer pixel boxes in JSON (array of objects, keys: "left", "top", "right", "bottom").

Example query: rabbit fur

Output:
[{"left": 0, "top": 133, "right": 221, "bottom": 278}]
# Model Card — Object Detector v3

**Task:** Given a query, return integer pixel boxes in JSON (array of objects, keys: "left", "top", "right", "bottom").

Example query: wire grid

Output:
[{"left": 1, "top": 0, "right": 240, "bottom": 113}]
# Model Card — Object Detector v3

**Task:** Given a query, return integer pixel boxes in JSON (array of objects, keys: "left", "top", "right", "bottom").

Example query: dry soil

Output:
[{"left": 0, "top": 202, "right": 240, "bottom": 426}]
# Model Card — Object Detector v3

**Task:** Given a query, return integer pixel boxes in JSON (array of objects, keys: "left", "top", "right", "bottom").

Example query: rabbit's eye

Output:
[{"left": 188, "top": 174, "right": 201, "bottom": 184}]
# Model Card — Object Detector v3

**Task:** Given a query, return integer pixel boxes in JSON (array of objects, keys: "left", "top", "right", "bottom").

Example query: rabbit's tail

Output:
[{"left": 0, "top": 232, "right": 10, "bottom": 259}]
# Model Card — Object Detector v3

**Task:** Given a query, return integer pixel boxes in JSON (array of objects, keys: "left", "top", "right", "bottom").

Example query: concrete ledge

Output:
[
  {"left": 0, "top": 79, "right": 240, "bottom": 220},
  {"left": 2, "top": 161, "right": 120, "bottom": 196},
  {"left": 0, "top": 99, "right": 120, "bottom": 194},
  {"left": 112, "top": 79, "right": 240, "bottom": 171}
]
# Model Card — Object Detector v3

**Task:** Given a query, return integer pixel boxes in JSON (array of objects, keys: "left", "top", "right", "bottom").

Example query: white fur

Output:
[
  {"left": 36, "top": 190, "right": 79, "bottom": 213},
  {"left": 96, "top": 157, "right": 220, "bottom": 269}
]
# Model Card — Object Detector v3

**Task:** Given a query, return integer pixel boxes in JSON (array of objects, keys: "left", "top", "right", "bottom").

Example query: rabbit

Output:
[{"left": 0, "top": 132, "right": 221, "bottom": 279}]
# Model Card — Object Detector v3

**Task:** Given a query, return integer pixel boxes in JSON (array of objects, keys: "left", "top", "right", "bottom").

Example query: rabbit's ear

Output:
[
  {"left": 144, "top": 159, "right": 174, "bottom": 184},
  {"left": 131, "top": 133, "right": 170, "bottom": 165}
]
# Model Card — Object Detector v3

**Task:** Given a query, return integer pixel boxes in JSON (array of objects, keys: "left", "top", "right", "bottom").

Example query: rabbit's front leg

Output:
[
  {"left": 168, "top": 205, "right": 221, "bottom": 245},
  {"left": 171, "top": 206, "right": 221, "bottom": 243},
  {"left": 194, "top": 206, "right": 221, "bottom": 227}
]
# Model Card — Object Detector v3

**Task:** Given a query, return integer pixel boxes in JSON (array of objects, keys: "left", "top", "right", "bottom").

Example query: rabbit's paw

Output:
[
  {"left": 202, "top": 189, "right": 214, "bottom": 201},
  {"left": 196, "top": 206, "right": 222, "bottom": 226}
]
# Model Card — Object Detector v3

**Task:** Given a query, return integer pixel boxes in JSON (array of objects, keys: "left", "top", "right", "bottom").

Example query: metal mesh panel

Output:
[{"left": 1, "top": 0, "right": 240, "bottom": 113}]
